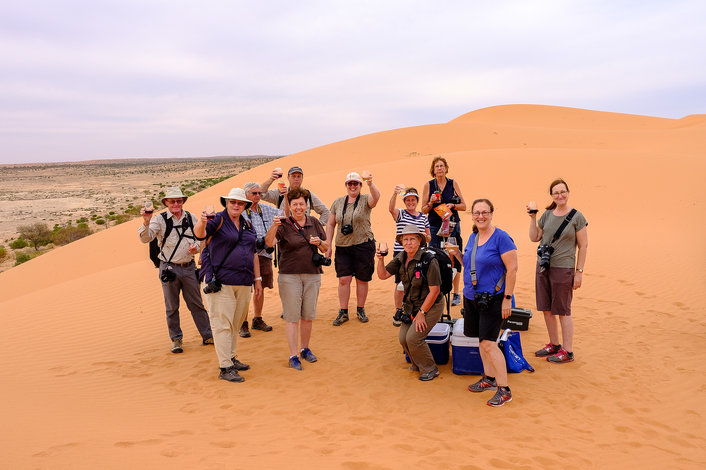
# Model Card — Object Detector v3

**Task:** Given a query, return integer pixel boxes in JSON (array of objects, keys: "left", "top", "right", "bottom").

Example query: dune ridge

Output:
[{"left": 1, "top": 105, "right": 705, "bottom": 469}]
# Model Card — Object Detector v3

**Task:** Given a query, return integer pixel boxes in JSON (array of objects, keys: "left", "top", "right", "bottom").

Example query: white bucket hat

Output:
[
  {"left": 220, "top": 188, "right": 253, "bottom": 209},
  {"left": 161, "top": 187, "right": 188, "bottom": 206},
  {"left": 345, "top": 172, "right": 363, "bottom": 184}
]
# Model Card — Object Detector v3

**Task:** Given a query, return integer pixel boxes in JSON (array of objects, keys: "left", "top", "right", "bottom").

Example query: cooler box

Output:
[
  {"left": 405, "top": 322, "right": 451, "bottom": 365},
  {"left": 501, "top": 307, "right": 533, "bottom": 331},
  {"left": 426, "top": 322, "right": 451, "bottom": 365},
  {"left": 451, "top": 318, "right": 484, "bottom": 375}
]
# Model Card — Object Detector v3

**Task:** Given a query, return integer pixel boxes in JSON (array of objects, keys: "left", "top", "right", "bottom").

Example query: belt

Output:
[{"left": 164, "top": 260, "right": 194, "bottom": 267}]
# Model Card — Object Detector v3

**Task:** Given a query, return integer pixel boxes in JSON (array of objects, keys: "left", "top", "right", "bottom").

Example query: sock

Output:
[
  {"left": 357, "top": 306, "right": 365, "bottom": 312},
  {"left": 500, "top": 386, "right": 511, "bottom": 392},
  {"left": 340, "top": 309, "right": 348, "bottom": 314},
  {"left": 486, "top": 376, "right": 496, "bottom": 383}
]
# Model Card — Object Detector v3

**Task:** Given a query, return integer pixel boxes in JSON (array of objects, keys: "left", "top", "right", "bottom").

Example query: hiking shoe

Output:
[
  {"left": 289, "top": 356, "right": 303, "bottom": 370},
  {"left": 487, "top": 387, "right": 512, "bottom": 407},
  {"left": 356, "top": 308, "right": 369, "bottom": 323},
  {"left": 219, "top": 366, "right": 244, "bottom": 383},
  {"left": 239, "top": 321, "right": 251, "bottom": 338},
  {"left": 202, "top": 337, "right": 214, "bottom": 346},
  {"left": 535, "top": 343, "right": 561, "bottom": 357},
  {"left": 468, "top": 375, "right": 498, "bottom": 393},
  {"left": 300, "top": 347, "right": 318, "bottom": 363},
  {"left": 333, "top": 310, "right": 349, "bottom": 326},
  {"left": 451, "top": 293, "right": 461, "bottom": 306},
  {"left": 171, "top": 338, "right": 183, "bottom": 354},
  {"left": 547, "top": 348, "right": 574, "bottom": 363},
  {"left": 252, "top": 317, "right": 273, "bottom": 332},
  {"left": 231, "top": 357, "right": 251, "bottom": 371},
  {"left": 419, "top": 367, "right": 440, "bottom": 381}
]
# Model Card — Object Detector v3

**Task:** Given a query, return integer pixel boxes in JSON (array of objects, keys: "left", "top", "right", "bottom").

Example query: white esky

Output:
[{"left": 1, "top": 0, "right": 704, "bottom": 163}]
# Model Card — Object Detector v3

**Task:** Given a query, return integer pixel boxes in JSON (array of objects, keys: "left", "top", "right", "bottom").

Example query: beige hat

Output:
[
  {"left": 161, "top": 187, "right": 188, "bottom": 206},
  {"left": 220, "top": 188, "right": 253, "bottom": 209},
  {"left": 395, "top": 224, "right": 426, "bottom": 245},
  {"left": 345, "top": 172, "right": 363, "bottom": 184}
]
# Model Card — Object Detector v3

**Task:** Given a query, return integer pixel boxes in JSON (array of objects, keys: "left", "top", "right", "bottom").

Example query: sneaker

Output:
[
  {"left": 332, "top": 310, "right": 349, "bottom": 326},
  {"left": 468, "top": 375, "right": 498, "bottom": 393},
  {"left": 451, "top": 293, "right": 461, "bottom": 306},
  {"left": 171, "top": 338, "right": 183, "bottom": 354},
  {"left": 418, "top": 367, "right": 440, "bottom": 381},
  {"left": 356, "top": 308, "right": 369, "bottom": 323},
  {"left": 393, "top": 308, "right": 403, "bottom": 327},
  {"left": 202, "top": 337, "right": 214, "bottom": 346},
  {"left": 487, "top": 387, "right": 512, "bottom": 407},
  {"left": 252, "top": 317, "right": 273, "bottom": 332},
  {"left": 239, "top": 321, "right": 251, "bottom": 338},
  {"left": 300, "top": 347, "right": 318, "bottom": 363},
  {"left": 289, "top": 355, "right": 303, "bottom": 370},
  {"left": 547, "top": 348, "right": 574, "bottom": 363},
  {"left": 535, "top": 343, "right": 561, "bottom": 357},
  {"left": 219, "top": 366, "right": 244, "bottom": 383},
  {"left": 231, "top": 357, "right": 251, "bottom": 371}
]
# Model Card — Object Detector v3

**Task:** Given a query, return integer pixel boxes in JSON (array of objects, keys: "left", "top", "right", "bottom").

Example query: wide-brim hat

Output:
[
  {"left": 345, "top": 172, "right": 363, "bottom": 184},
  {"left": 161, "top": 187, "right": 188, "bottom": 206},
  {"left": 395, "top": 224, "right": 426, "bottom": 245},
  {"left": 220, "top": 188, "right": 253, "bottom": 209}
]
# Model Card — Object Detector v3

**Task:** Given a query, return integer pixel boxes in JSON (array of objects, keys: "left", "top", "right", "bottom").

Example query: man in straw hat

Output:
[
  {"left": 138, "top": 186, "right": 213, "bottom": 354},
  {"left": 376, "top": 224, "right": 444, "bottom": 381}
]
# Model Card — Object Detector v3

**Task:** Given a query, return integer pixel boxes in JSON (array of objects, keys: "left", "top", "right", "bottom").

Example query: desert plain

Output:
[{"left": 1, "top": 104, "right": 705, "bottom": 469}]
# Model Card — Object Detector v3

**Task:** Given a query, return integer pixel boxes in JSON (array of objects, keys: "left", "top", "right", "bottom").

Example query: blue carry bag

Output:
[{"left": 498, "top": 329, "right": 535, "bottom": 373}]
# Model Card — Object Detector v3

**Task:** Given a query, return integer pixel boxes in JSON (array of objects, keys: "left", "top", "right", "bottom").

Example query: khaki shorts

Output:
[
  {"left": 278, "top": 273, "right": 322, "bottom": 322},
  {"left": 535, "top": 265, "right": 574, "bottom": 316},
  {"left": 258, "top": 255, "right": 274, "bottom": 289}
]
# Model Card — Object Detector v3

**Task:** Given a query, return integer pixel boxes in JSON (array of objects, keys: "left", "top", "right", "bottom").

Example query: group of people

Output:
[{"left": 138, "top": 158, "right": 588, "bottom": 407}]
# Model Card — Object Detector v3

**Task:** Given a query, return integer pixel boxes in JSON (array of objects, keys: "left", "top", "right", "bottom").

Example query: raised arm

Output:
[
  {"left": 388, "top": 187, "right": 400, "bottom": 220},
  {"left": 527, "top": 202, "right": 543, "bottom": 242}
]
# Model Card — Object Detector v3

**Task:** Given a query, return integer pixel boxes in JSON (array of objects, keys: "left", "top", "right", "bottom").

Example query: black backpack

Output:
[
  {"left": 149, "top": 211, "right": 194, "bottom": 268},
  {"left": 418, "top": 246, "right": 454, "bottom": 295}
]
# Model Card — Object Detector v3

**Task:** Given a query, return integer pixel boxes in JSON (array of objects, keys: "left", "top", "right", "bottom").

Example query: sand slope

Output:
[{"left": 1, "top": 105, "right": 705, "bottom": 469}]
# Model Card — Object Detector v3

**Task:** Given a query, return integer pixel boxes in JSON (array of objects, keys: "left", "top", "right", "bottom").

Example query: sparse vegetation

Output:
[
  {"left": 17, "top": 222, "right": 52, "bottom": 251},
  {"left": 14, "top": 252, "right": 32, "bottom": 266},
  {"left": 10, "top": 238, "right": 29, "bottom": 250},
  {"left": 0, "top": 246, "right": 7, "bottom": 261}
]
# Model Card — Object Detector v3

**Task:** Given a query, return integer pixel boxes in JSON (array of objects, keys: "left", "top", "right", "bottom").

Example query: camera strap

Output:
[
  {"left": 470, "top": 232, "right": 505, "bottom": 292},
  {"left": 209, "top": 217, "right": 246, "bottom": 281},
  {"left": 341, "top": 193, "right": 360, "bottom": 227},
  {"left": 160, "top": 212, "right": 195, "bottom": 264},
  {"left": 549, "top": 209, "right": 577, "bottom": 244},
  {"left": 289, "top": 216, "right": 319, "bottom": 255}
]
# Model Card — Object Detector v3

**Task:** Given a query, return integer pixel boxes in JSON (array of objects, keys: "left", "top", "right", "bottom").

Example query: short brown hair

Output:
[
  {"left": 287, "top": 187, "right": 311, "bottom": 204},
  {"left": 471, "top": 198, "right": 494, "bottom": 234},
  {"left": 429, "top": 156, "right": 449, "bottom": 177}
]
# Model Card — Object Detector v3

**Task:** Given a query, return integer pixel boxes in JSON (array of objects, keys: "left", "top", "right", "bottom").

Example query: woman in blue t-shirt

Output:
[{"left": 461, "top": 199, "right": 518, "bottom": 407}]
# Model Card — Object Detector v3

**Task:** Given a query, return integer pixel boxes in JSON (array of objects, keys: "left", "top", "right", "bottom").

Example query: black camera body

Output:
[
  {"left": 449, "top": 195, "right": 461, "bottom": 205},
  {"left": 537, "top": 244, "right": 554, "bottom": 270},
  {"left": 256, "top": 237, "right": 275, "bottom": 254},
  {"left": 312, "top": 252, "right": 332, "bottom": 267},
  {"left": 160, "top": 267, "right": 177, "bottom": 283},
  {"left": 393, "top": 308, "right": 413, "bottom": 325},
  {"left": 474, "top": 291, "right": 492, "bottom": 311},
  {"left": 203, "top": 279, "right": 222, "bottom": 294},
  {"left": 341, "top": 224, "right": 354, "bottom": 235}
]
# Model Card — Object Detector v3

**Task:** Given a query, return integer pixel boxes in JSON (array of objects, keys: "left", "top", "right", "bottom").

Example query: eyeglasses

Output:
[
  {"left": 249, "top": 191, "right": 261, "bottom": 195},
  {"left": 471, "top": 211, "right": 492, "bottom": 217},
  {"left": 552, "top": 190, "right": 568, "bottom": 196},
  {"left": 346, "top": 182, "right": 361, "bottom": 186},
  {"left": 165, "top": 199, "right": 184, "bottom": 204},
  {"left": 228, "top": 200, "right": 246, "bottom": 206}
]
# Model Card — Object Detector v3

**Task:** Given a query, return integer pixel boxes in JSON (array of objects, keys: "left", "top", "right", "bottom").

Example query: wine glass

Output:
[
  {"left": 205, "top": 204, "right": 216, "bottom": 220},
  {"left": 144, "top": 201, "right": 154, "bottom": 214},
  {"left": 378, "top": 241, "right": 389, "bottom": 256}
]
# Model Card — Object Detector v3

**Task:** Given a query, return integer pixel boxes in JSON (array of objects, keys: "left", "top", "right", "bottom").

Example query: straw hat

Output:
[
  {"left": 396, "top": 224, "right": 426, "bottom": 245},
  {"left": 345, "top": 172, "right": 363, "bottom": 184},
  {"left": 220, "top": 188, "right": 253, "bottom": 209},
  {"left": 161, "top": 187, "right": 188, "bottom": 205}
]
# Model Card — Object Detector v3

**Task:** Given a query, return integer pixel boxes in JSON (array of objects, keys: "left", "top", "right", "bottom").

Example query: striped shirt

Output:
[{"left": 393, "top": 209, "right": 430, "bottom": 253}]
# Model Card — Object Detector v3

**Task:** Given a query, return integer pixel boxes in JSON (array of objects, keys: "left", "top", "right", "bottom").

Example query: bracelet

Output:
[{"left": 254, "top": 277, "right": 263, "bottom": 281}]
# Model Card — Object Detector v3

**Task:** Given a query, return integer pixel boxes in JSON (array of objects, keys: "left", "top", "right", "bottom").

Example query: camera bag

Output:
[{"left": 498, "top": 329, "right": 535, "bottom": 373}]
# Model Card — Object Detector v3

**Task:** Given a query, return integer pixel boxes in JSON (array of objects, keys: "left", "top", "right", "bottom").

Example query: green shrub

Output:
[
  {"left": 17, "top": 222, "right": 52, "bottom": 251},
  {"left": 10, "top": 238, "right": 28, "bottom": 249},
  {"left": 0, "top": 246, "right": 6, "bottom": 261},
  {"left": 95, "top": 219, "right": 105, "bottom": 225},
  {"left": 14, "top": 252, "right": 32, "bottom": 266},
  {"left": 51, "top": 225, "right": 93, "bottom": 245}
]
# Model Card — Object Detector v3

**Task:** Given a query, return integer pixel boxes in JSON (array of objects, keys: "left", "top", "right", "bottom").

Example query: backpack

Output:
[
  {"left": 418, "top": 246, "right": 454, "bottom": 295},
  {"left": 149, "top": 211, "right": 194, "bottom": 268}
]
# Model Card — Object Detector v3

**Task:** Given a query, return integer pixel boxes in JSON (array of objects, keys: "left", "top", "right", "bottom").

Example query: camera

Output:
[
  {"left": 537, "top": 244, "right": 554, "bottom": 270},
  {"left": 203, "top": 279, "right": 222, "bottom": 294},
  {"left": 474, "top": 291, "right": 492, "bottom": 311},
  {"left": 393, "top": 308, "right": 413, "bottom": 325},
  {"left": 341, "top": 224, "right": 354, "bottom": 235},
  {"left": 312, "top": 252, "right": 332, "bottom": 267},
  {"left": 256, "top": 237, "right": 276, "bottom": 254},
  {"left": 160, "top": 268, "right": 176, "bottom": 283},
  {"left": 449, "top": 195, "right": 461, "bottom": 205}
]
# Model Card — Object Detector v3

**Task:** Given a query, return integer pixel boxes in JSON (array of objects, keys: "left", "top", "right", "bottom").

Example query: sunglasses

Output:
[
  {"left": 346, "top": 181, "right": 361, "bottom": 186},
  {"left": 249, "top": 191, "right": 262, "bottom": 195}
]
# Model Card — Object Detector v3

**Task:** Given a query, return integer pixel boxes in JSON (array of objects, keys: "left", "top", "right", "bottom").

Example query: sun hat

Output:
[
  {"left": 288, "top": 166, "right": 304, "bottom": 175},
  {"left": 220, "top": 188, "right": 253, "bottom": 209},
  {"left": 161, "top": 187, "right": 188, "bottom": 205},
  {"left": 345, "top": 172, "right": 363, "bottom": 184},
  {"left": 395, "top": 224, "right": 426, "bottom": 245},
  {"left": 401, "top": 190, "right": 419, "bottom": 201}
]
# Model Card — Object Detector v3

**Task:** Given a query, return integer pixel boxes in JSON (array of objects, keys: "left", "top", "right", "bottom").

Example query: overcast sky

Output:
[{"left": 1, "top": 0, "right": 704, "bottom": 163}]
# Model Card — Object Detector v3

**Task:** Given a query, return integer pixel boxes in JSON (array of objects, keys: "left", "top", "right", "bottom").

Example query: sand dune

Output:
[{"left": 1, "top": 105, "right": 705, "bottom": 469}]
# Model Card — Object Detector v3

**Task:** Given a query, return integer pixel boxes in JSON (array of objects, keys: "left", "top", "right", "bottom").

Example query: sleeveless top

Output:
[{"left": 427, "top": 177, "right": 460, "bottom": 226}]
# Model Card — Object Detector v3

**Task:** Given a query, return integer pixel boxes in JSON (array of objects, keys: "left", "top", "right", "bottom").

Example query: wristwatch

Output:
[
  {"left": 576, "top": 268, "right": 583, "bottom": 273},
  {"left": 254, "top": 277, "right": 263, "bottom": 281},
  {"left": 504, "top": 294, "right": 512, "bottom": 300}
]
